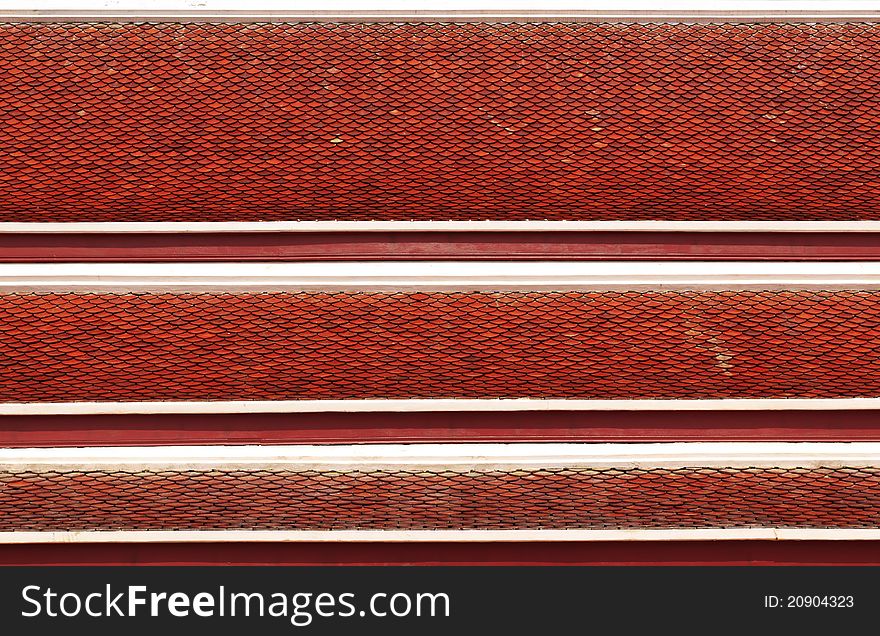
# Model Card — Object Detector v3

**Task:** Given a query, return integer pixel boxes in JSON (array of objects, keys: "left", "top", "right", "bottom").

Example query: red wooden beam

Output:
[
  {"left": 0, "top": 410, "right": 878, "bottom": 447},
  {"left": 1, "top": 541, "right": 879, "bottom": 566},
  {"left": 2, "top": 232, "right": 880, "bottom": 261}
]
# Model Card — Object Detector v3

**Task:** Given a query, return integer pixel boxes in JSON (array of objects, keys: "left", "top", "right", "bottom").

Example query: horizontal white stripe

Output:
[
  {"left": 4, "top": 16, "right": 880, "bottom": 23},
  {"left": 2, "top": 220, "right": 880, "bottom": 233},
  {"left": 1, "top": 442, "right": 877, "bottom": 472},
  {"left": 4, "top": 261, "right": 880, "bottom": 292},
  {"left": 9, "top": 0, "right": 879, "bottom": 11},
  {"left": 4, "top": 397, "right": 880, "bottom": 415},
  {"left": 4, "top": 0, "right": 880, "bottom": 22},
  {"left": 0, "top": 529, "right": 878, "bottom": 544}
]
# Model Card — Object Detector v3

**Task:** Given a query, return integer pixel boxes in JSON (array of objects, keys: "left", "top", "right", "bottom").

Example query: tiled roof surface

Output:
[
  {"left": 2, "top": 22, "right": 880, "bottom": 222},
  {"left": 3, "top": 290, "right": 880, "bottom": 402},
  {"left": 1, "top": 466, "right": 876, "bottom": 530}
]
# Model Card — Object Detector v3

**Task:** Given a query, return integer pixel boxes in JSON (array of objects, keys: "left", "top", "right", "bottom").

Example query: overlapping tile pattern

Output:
[
  {"left": 3, "top": 290, "right": 880, "bottom": 402},
  {"left": 0, "top": 466, "right": 875, "bottom": 530},
  {"left": 2, "top": 22, "right": 880, "bottom": 222}
]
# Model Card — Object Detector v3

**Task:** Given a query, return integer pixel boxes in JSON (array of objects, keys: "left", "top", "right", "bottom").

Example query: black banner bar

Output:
[{"left": 0, "top": 566, "right": 875, "bottom": 634}]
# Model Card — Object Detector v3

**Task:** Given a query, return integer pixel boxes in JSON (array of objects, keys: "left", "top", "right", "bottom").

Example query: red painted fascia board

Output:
[
  {"left": 2, "top": 541, "right": 879, "bottom": 566},
  {"left": 3, "top": 231, "right": 880, "bottom": 261},
  {"left": 1, "top": 410, "right": 878, "bottom": 447}
]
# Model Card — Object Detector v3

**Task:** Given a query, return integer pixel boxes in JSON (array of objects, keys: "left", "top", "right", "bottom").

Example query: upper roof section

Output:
[{"left": 3, "top": 19, "right": 880, "bottom": 222}]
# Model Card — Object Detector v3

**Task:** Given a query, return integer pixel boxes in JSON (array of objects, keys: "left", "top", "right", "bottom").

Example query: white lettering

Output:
[
  {"left": 192, "top": 592, "right": 214, "bottom": 617},
  {"left": 21, "top": 585, "right": 41, "bottom": 618},
  {"left": 167, "top": 592, "right": 190, "bottom": 617},
  {"left": 128, "top": 585, "right": 147, "bottom": 616}
]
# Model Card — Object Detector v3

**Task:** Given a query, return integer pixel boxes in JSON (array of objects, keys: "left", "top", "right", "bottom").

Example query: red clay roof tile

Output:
[
  {"left": 0, "top": 466, "right": 875, "bottom": 530},
  {"left": 2, "top": 290, "right": 880, "bottom": 402},
  {"left": 2, "top": 22, "right": 880, "bottom": 221}
]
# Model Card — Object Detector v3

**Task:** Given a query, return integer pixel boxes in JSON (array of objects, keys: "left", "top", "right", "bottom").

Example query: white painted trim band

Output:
[
  {"left": 1, "top": 529, "right": 878, "bottom": 544},
  {"left": 5, "top": 261, "right": 880, "bottom": 292},
  {"left": 4, "top": 397, "right": 880, "bottom": 415},
  {"left": 3, "top": 9, "right": 880, "bottom": 23},
  {"left": 1, "top": 442, "right": 877, "bottom": 472},
  {"left": 2, "top": 220, "right": 880, "bottom": 233}
]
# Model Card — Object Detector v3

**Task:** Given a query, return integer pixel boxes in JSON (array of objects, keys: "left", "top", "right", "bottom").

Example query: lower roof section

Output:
[
  {"left": 0, "top": 442, "right": 877, "bottom": 533},
  {"left": 2, "top": 464, "right": 877, "bottom": 531}
]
